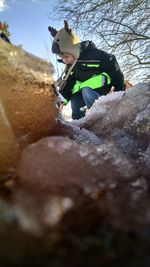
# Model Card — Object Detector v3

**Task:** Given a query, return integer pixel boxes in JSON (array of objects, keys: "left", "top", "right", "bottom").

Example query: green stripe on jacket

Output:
[{"left": 72, "top": 72, "right": 111, "bottom": 94}]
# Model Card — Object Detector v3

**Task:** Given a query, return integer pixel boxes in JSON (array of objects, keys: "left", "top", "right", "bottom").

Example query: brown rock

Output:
[
  {"left": 0, "top": 40, "right": 59, "bottom": 176},
  {"left": 17, "top": 136, "right": 137, "bottom": 195},
  {"left": 14, "top": 135, "right": 137, "bottom": 234}
]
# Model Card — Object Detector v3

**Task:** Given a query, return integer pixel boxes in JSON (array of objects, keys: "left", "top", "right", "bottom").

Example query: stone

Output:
[
  {"left": 71, "top": 83, "right": 150, "bottom": 175},
  {"left": 0, "top": 81, "right": 150, "bottom": 267},
  {"left": 0, "top": 40, "right": 59, "bottom": 177},
  {"left": 17, "top": 136, "right": 137, "bottom": 192},
  {"left": 14, "top": 136, "right": 137, "bottom": 233}
]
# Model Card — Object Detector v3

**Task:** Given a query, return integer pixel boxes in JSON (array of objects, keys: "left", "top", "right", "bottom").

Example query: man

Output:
[{"left": 48, "top": 20, "right": 125, "bottom": 119}]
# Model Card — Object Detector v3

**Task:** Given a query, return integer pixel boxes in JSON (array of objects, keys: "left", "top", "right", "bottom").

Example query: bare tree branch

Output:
[{"left": 50, "top": 0, "right": 150, "bottom": 82}]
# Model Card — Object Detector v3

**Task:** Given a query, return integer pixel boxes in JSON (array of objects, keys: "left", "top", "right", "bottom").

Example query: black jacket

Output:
[{"left": 60, "top": 41, "right": 125, "bottom": 101}]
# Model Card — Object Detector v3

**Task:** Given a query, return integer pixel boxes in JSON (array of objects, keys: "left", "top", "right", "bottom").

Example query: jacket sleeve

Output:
[
  {"left": 60, "top": 74, "right": 76, "bottom": 102},
  {"left": 107, "top": 55, "right": 125, "bottom": 91},
  {"left": 96, "top": 50, "right": 125, "bottom": 91}
]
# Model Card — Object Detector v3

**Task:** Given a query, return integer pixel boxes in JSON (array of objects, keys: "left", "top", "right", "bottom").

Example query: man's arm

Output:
[{"left": 96, "top": 50, "right": 125, "bottom": 91}]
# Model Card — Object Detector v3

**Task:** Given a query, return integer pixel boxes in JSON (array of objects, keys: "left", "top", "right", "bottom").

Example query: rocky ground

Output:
[{"left": 0, "top": 40, "right": 150, "bottom": 267}]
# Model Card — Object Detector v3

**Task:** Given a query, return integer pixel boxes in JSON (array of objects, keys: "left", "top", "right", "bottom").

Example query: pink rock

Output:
[{"left": 17, "top": 136, "right": 137, "bottom": 195}]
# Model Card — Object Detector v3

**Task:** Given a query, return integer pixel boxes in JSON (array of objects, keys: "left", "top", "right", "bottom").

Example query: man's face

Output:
[{"left": 60, "top": 53, "right": 76, "bottom": 65}]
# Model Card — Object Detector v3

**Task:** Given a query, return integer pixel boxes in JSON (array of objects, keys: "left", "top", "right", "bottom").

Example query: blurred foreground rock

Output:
[
  {"left": 0, "top": 40, "right": 59, "bottom": 176},
  {"left": 0, "top": 65, "right": 150, "bottom": 267}
]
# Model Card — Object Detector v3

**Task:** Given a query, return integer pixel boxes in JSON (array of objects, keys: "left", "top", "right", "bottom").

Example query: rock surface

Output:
[
  {"left": 71, "top": 83, "right": 150, "bottom": 176},
  {"left": 0, "top": 40, "right": 59, "bottom": 176},
  {"left": 0, "top": 44, "right": 150, "bottom": 267}
]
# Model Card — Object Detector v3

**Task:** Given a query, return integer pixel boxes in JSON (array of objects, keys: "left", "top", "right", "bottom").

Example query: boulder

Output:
[
  {"left": 74, "top": 83, "right": 150, "bottom": 139},
  {"left": 14, "top": 136, "right": 138, "bottom": 231},
  {"left": 0, "top": 55, "right": 150, "bottom": 267},
  {"left": 0, "top": 40, "right": 59, "bottom": 177},
  {"left": 0, "top": 134, "right": 149, "bottom": 267},
  {"left": 72, "top": 83, "right": 150, "bottom": 175}
]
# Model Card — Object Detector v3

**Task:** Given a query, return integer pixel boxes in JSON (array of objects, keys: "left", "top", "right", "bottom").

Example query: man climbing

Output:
[{"left": 48, "top": 20, "right": 125, "bottom": 120}]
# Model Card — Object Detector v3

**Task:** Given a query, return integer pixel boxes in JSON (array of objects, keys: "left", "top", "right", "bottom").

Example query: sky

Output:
[{"left": 0, "top": 0, "right": 63, "bottom": 75}]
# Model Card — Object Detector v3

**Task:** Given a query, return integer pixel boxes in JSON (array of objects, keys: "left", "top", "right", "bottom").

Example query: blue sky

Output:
[{"left": 0, "top": 0, "right": 62, "bottom": 65}]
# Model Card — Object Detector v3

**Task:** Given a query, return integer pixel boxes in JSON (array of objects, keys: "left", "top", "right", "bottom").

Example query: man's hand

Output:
[
  {"left": 108, "top": 86, "right": 115, "bottom": 94},
  {"left": 59, "top": 102, "right": 64, "bottom": 113},
  {"left": 55, "top": 97, "right": 64, "bottom": 113}
]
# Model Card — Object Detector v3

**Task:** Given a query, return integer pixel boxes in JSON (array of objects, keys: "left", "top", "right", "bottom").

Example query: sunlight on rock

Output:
[
  {"left": 14, "top": 205, "right": 41, "bottom": 235},
  {"left": 0, "top": 100, "right": 21, "bottom": 175},
  {"left": 0, "top": 41, "right": 150, "bottom": 266},
  {"left": 44, "top": 197, "right": 73, "bottom": 226},
  {"left": 0, "top": 40, "right": 59, "bottom": 177},
  {"left": 48, "top": 137, "right": 72, "bottom": 153},
  {"left": 78, "top": 145, "right": 91, "bottom": 157},
  {"left": 9, "top": 51, "right": 17, "bottom": 57}
]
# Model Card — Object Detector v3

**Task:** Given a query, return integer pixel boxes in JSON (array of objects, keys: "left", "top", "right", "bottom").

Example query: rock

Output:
[
  {"left": 0, "top": 134, "right": 149, "bottom": 267},
  {"left": 14, "top": 136, "right": 138, "bottom": 232},
  {"left": 16, "top": 136, "right": 137, "bottom": 192},
  {"left": 0, "top": 40, "right": 59, "bottom": 177},
  {"left": 0, "top": 104, "right": 21, "bottom": 175},
  {"left": 57, "top": 115, "right": 103, "bottom": 145},
  {"left": 0, "top": 80, "right": 150, "bottom": 266},
  {"left": 72, "top": 83, "right": 150, "bottom": 174},
  {"left": 0, "top": 46, "right": 150, "bottom": 267},
  {"left": 77, "top": 83, "right": 150, "bottom": 139}
]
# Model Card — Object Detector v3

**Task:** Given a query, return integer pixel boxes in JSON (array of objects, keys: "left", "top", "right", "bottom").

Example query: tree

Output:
[{"left": 51, "top": 0, "right": 150, "bottom": 83}]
